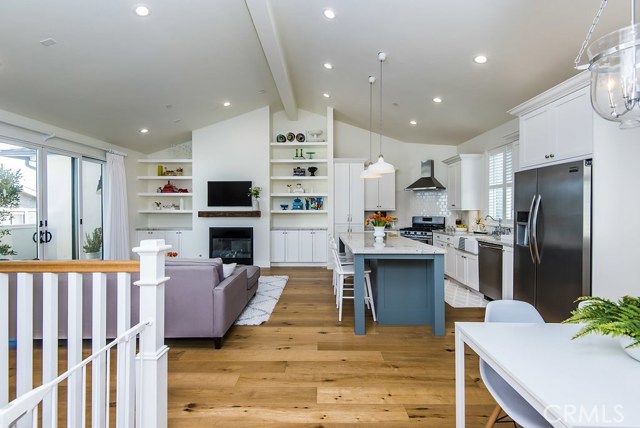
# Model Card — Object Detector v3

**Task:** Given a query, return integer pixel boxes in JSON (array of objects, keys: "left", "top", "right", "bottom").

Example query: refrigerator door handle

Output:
[
  {"left": 532, "top": 194, "right": 542, "bottom": 265},
  {"left": 527, "top": 195, "right": 536, "bottom": 264}
]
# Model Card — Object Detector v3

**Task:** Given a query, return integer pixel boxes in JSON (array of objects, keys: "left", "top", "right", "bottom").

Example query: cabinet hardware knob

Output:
[
  {"left": 545, "top": 155, "right": 550, "bottom": 159},
  {"left": 550, "top": 153, "right": 555, "bottom": 158}
]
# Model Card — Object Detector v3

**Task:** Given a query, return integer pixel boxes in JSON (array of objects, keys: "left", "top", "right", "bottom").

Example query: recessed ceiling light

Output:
[
  {"left": 140, "top": 128, "right": 149, "bottom": 134},
  {"left": 473, "top": 55, "right": 488, "bottom": 64},
  {"left": 433, "top": 97, "right": 443, "bottom": 103},
  {"left": 323, "top": 93, "right": 330, "bottom": 98},
  {"left": 40, "top": 38, "right": 57, "bottom": 47},
  {"left": 409, "top": 120, "right": 417, "bottom": 126},
  {"left": 134, "top": 5, "right": 151, "bottom": 17},
  {"left": 323, "top": 62, "right": 333, "bottom": 70},
  {"left": 223, "top": 101, "right": 231, "bottom": 107},
  {"left": 323, "top": 9, "right": 336, "bottom": 19}
]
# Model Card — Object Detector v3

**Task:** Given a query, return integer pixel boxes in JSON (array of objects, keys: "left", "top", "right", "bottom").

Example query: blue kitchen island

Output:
[{"left": 339, "top": 233, "right": 446, "bottom": 336}]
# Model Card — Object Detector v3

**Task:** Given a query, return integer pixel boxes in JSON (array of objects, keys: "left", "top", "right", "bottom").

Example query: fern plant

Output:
[{"left": 563, "top": 296, "right": 640, "bottom": 348}]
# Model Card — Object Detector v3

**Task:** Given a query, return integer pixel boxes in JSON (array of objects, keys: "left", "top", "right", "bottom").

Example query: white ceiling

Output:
[{"left": 0, "top": 0, "right": 634, "bottom": 153}]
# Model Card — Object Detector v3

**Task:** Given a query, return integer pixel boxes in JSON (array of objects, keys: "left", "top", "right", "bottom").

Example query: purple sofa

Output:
[{"left": 8, "top": 258, "right": 260, "bottom": 349}]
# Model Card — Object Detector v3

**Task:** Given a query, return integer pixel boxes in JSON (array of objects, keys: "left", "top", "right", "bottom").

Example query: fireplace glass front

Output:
[{"left": 209, "top": 227, "right": 253, "bottom": 265}]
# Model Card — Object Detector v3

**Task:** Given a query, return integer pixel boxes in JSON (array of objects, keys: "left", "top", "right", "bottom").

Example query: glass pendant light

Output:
[
  {"left": 577, "top": 0, "right": 640, "bottom": 128},
  {"left": 368, "top": 52, "right": 395, "bottom": 174},
  {"left": 361, "top": 75, "right": 382, "bottom": 179}
]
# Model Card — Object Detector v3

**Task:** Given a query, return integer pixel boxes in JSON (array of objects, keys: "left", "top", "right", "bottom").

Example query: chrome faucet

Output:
[{"left": 485, "top": 215, "right": 506, "bottom": 236}]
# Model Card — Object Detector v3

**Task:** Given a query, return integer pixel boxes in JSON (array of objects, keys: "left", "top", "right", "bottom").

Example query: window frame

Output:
[{"left": 486, "top": 143, "right": 513, "bottom": 223}]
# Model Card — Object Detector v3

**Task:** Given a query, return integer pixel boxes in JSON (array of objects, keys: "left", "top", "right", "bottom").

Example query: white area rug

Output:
[
  {"left": 445, "top": 279, "right": 489, "bottom": 308},
  {"left": 234, "top": 275, "right": 288, "bottom": 325}
]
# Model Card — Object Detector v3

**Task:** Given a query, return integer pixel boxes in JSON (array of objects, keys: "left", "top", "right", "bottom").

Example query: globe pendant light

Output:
[
  {"left": 576, "top": 0, "right": 640, "bottom": 128},
  {"left": 361, "top": 75, "right": 382, "bottom": 179},
  {"left": 368, "top": 52, "right": 395, "bottom": 174}
]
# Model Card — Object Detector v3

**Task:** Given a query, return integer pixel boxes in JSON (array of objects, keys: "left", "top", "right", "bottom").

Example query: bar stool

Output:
[
  {"left": 328, "top": 235, "right": 353, "bottom": 296},
  {"left": 330, "top": 245, "right": 376, "bottom": 322}
]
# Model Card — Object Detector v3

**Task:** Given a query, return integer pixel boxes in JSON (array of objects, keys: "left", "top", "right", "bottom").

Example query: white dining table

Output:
[{"left": 455, "top": 322, "right": 640, "bottom": 428}]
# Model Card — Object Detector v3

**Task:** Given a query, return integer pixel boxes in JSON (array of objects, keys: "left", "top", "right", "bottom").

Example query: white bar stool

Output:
[{"left": 330, "top": 246, "right": 376, "bottom": 322}]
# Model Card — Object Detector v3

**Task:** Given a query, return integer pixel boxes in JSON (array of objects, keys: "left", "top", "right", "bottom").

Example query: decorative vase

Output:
[
  {"left": 619, "top": 336, "right": 640, "bottom": 362},
  {"left": 252, "top": 199, "right": 260, "bottom": 211},
  {"left": 373, "top": 226, "right": 386, "bottom": 243}
]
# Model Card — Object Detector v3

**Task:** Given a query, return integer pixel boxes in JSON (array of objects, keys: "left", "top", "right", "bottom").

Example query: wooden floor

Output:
[{"left": 166, "top": 267, "right": 497, "bottom": 427}]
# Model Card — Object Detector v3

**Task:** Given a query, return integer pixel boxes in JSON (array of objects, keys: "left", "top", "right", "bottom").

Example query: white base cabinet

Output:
[
  {"left": 502, "top": 245, "right": 514, "bottom": 300},
  {"left": 136, "top": 229, "right": 191, "bottom": 258},
  {"left": 434, "top": 233, "right": 479, "bottom": 291},
  {"left": 271, "top": 229, "right": 327, "bottom": 264}
]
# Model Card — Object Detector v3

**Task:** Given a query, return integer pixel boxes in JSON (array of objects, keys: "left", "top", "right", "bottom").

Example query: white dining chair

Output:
[
  {"left": 328, "top": 235, "right": 353, "bottom": 297},
  {"left": 330, "top": 245, "right": 376, "bottom": 322},
  {"left": 480, "top": 300, "right": 553, "bottom": 428}
]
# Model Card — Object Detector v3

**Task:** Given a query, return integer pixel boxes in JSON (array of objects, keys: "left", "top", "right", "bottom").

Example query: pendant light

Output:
[
  {"left": 576, "top": 0, "right": 640, "bottom": 129},
  {"left": 368, "top": 51, "right": 395, "bottom": 174},
  {"left": 360, "top": 75, "right": 382, "bottom": 179}
]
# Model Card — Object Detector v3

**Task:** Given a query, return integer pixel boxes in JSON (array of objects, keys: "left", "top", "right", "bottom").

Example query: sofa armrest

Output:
[{"left": 212, "top": 268, "right": 248, "bottom": 338}]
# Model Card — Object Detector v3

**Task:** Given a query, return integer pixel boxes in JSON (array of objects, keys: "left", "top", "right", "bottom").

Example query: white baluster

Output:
[
  {"left": 0, "top": 273, "right": 7, "bottom": 408},
  {"left": 16, "top": 272, "right": 33, "bottom": 428},
  {"left": 116, "top": 272, "right": 134, "bottom": 428},
  {"left": 92, "top": 272, "right": 107, "bottom": 428},
  {"left": 67, "top": 272, "right": 83, "bottom": 428},
  {"left": 132, "top": 239, "right": 170, "bottom": 428},
  {"left": 42, "top": 273, "right": 58, "bottom": 428}
]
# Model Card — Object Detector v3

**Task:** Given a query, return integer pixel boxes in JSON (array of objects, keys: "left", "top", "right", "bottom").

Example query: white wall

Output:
[
  {"left": 592, "top": 118, "right": 640, "bottom": 299},
  {"left": 456, "top": 119, "right": 518, "bottom": 154},
  {"left": 334, "top": 121, "right": 457, "bottom": 227},
  {"left": 191, "top": 107, "right": 270, "bottom": 266}
]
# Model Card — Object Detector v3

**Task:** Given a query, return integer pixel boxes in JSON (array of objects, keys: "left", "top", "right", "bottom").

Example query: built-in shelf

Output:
[
  {"left": 270, "top": 142, "right": 327, "bottom": 147},
  {"left": 270, "top": 193, "right": 328, "bottom": 197},
  {"left": 137, "top": 176, "right": 192, "bottom": 180},
  {"left": 137, "top": 193, "right": 193, "bottom": 197},
  {"left": 270, "top": 176, "right": 328, "bottom": 180},
  {"left": 270, "top": 159, "right": 327, "bottom": 163},
  {"left": 138, "top": 210, "right": 193, "bottom": 214},
  {"left": 270, "top": 210, "right": 327, "bottom": 214},
  {"left": 198, "top": 211, "right": 261, "bottom": 218},
  {"left": 138, "top": 159, "right": 192, "bottom": 163}
]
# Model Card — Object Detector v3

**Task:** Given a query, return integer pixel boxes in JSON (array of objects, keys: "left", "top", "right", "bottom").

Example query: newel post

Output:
[{"left": 132, "top": 239, "right": 171, "bottom": 428}]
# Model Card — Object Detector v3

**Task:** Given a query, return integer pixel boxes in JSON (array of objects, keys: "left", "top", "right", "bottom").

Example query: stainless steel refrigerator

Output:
[{"left": 513, "top": 159, "right": 591, "bottom": 322}]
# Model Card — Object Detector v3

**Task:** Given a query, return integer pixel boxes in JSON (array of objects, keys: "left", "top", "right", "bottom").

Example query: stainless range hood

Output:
[{"left": 405, "top": 160, "right": 445, "bottom": 191}]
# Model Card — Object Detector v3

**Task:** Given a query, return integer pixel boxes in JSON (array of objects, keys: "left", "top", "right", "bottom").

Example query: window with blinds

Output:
[{"left": 488, "top": 144, "right": 513, "bottom": 221}]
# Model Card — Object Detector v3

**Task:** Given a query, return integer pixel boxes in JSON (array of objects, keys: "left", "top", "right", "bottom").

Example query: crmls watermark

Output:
[{"left": 544, "top": 404, "right": 625, "bottom": 424}]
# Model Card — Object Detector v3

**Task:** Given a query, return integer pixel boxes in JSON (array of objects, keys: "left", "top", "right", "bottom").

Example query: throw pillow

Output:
[{"left": 223, "top": 263, "right": 237, "bottom": 278}]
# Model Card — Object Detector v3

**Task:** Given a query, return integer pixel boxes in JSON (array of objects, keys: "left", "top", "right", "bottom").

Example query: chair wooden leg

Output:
[{"left": 485, "top": 404, "right": 502, "bottom": 428}]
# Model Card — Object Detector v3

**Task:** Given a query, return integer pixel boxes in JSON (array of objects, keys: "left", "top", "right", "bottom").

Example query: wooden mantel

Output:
[{"left": 198, "top": 211, "right": 261, "bottom": 218}]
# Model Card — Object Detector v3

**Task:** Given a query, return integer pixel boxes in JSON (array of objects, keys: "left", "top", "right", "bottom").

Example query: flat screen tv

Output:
[{"left": 207, "top": 181, "right": 252, "bottom": 207}]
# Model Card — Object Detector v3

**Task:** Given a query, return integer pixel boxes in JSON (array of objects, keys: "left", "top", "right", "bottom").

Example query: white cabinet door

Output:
[
  {"left": 285, "top": 230, "right": 299, "bottom": 262},
  {"left": 466, "top": 253, "right": 479, "bottom": 291},
  {"left": 299, "top": 230, "right": 313, "bottom": 262},
  {"left": 364, "top": 172, "right": 395, "bottom": 211},
  {"left": 271, "top": 231, "right": 286, "bottom": 262},
  {"left": 447, "top": 164, "right": 459, "bottom": 210},
  {"left": 553, "top": 87, "right": 593, "bottom": 161},
  {"left": 136, "top": 230, "right": 165, "bottom": 247},
  {"left": 444, "top": 243, "right": 456, "bottom": 278},
  {"left": 312, "top": 230, "right": 328, "bottom": 263},
  {"left": 349, "top": 163, "right": 365, "bottom": 225},
  {"left": 502, "top": 246, "right": 514, "bottom": 300},
  {"left": 520, "top": 108, "right": 551, "bottom": 168},
  {"left": 164, "top": 230, "right": 181, "bottom": 256},
  {"left": 455, "top": 251, "right": 466, "bottom": 283},
  {"left": 334, "top": 163, "right": 351, "bottom": 224}
]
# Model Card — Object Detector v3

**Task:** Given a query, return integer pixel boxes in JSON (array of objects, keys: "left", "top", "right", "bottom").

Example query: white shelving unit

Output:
[{"left": 137, "top": 159, "right": 193, "bottom": 216}]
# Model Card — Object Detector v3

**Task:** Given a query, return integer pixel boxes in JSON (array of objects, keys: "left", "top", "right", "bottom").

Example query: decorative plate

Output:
[
  {"left": 296, "top": 133, "right": 306, "bottom": 142},
  {"left": 286, "top": 132, "right": 295, "bottom": 142},
  {"left": 276, "top": 134, "right": 286, "bottom": 142}
]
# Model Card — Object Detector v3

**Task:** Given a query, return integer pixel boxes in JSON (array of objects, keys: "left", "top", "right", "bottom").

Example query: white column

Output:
[
  {"left": 42, "top": 273, "right": 59, "bottom": 428},
  {"left": 132, "top": 239, "right": 171, "bottom": 428},
  {"left": 92, "top": 272, "right": 107, "bottom": 428},
  {"left": 116, "top": 272, "right": 135, "bottom": 428},
  {"left": 67, "top": 272, "right": 83, "bottom": 428},
  {"left": 16, "top": 273, "right": 33, "bottom": 428}
]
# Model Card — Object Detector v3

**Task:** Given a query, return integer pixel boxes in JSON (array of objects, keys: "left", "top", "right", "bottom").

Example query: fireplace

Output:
[{"left": 209, "top": 227, "right": 253, "bottom": 265}]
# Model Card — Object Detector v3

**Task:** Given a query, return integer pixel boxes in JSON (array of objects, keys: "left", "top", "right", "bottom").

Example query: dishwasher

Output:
[{"left": 478, "top": 240, "right": 503, "bottom": 300}]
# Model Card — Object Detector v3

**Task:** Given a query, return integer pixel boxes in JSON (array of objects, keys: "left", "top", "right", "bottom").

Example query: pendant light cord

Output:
[
  {"left": 379, "top": 54, "right": 384, "bottom": 157},
  {"left": 574, "top": 0, "right": 609, "bottom": 69},
  {"left": 369, "top": 77, "right": 374, "bottom": 165}
]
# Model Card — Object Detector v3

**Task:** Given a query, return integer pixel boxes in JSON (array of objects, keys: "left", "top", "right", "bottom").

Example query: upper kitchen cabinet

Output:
[
  {"left": 364, "top": 171, "right": 395, "bottom": 211},
  {"left": 510, "top": 73, "right": 593, "bottom": 170},
  {"left": 443, "top": 154, "right": 482, "bottom": 211}
]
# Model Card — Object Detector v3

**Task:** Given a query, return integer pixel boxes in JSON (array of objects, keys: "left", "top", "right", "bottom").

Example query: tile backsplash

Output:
[{"left": 410, "top": 190, "right": 451, "bottom": 219}]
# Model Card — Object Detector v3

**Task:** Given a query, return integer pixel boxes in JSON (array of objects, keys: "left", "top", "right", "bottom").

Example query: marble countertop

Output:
[
  {"left": 339, "top": 233, "right": 446, "bottom": 255},
  {"left": 432, "top": 230, "right": 514, "bottom": 248}
]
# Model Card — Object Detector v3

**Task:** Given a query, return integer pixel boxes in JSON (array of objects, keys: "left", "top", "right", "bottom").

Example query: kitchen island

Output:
[{"left": 339, "top": 233, "right": 446, "bottom": 335}]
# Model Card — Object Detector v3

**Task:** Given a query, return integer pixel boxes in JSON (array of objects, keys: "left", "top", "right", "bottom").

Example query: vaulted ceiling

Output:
[{"left": 0, "top": 0, "right": 633, "bottom": 153}]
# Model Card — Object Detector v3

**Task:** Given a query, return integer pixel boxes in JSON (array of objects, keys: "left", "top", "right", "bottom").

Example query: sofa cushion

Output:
[
  {"left": 244, "top": 265, "right": 260, "bottom": 290},
  {"left": 222, "top": 263, "right": 237, "bottom": 278},
  {"left": 167, "top": 257, "right": 224, "bottom": 282}
]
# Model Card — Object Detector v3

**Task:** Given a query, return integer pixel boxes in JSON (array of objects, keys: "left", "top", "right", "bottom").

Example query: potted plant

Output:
[
  {"left": 83, "top": 227, "right": 103, "bottom": 259},
  {"left": 248, "top": 186, "right": 262, "bottom": 210},
  {"left": 563, "top": 295, "right": 640, "bottom": 361},
  {"left": 0, "top": 166, "right": 23, "bottom": 258},
  {"left": 365, "top": 211, "right": 393, "bottom": 243}
]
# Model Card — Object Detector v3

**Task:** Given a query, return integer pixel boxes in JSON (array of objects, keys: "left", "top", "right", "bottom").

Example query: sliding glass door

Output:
[{"left": 0, "top": 140, "right": 103, "bottom": 260}]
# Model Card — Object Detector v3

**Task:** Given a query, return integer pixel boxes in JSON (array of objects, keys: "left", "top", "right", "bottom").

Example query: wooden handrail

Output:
[{"left": 0, "top": 260, "right": 140, "bottom": 273}]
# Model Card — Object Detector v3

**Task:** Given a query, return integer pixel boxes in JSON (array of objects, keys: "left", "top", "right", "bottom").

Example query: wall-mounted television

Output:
[{"left": 207, "top": 181, "right": 252, "bottom": 207}]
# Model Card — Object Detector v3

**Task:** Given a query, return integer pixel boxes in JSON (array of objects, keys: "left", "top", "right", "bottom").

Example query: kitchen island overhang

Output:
[{"left": 338, "top": 233, "right": 446, "bottom": 336}]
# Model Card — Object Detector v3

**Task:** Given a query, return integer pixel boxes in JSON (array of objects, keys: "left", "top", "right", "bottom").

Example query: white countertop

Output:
[{"left": 339, "top": 232, "right": 446, "bottom": 255}]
